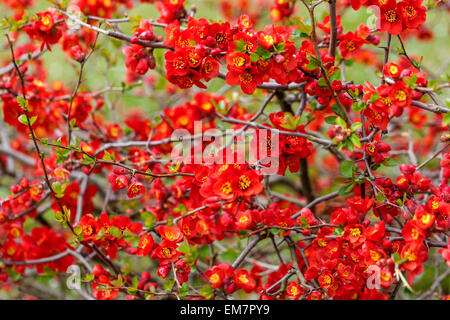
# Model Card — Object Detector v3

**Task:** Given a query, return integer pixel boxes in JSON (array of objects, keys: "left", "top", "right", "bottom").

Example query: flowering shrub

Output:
[{"left": 0, "top": 0, "right": 449, "bottom": 301}]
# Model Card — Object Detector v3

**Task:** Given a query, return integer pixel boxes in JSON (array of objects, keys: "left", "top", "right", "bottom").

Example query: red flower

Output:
[
  {"left": 286, "top": 281, "right": 303, "bottom": 300},
  {"left": 384, "top": 62, "right": 402, "bottom": 79},
  {"left": 366, "top": 221, "right": 386, "bottom": 242},
  {"left": 36, "top": 11, "right": 55, "bottom": 32},
  {"left": 233, "top": 269, "right": 256, "bottom": 293},
  {"left": 76, "top": 215, "right": 98, "bottom": 241},
  {"left": 108, "top": 173, "right": 129, "bottom": 191},
  {"left": 136, "top": 234, "right": 155, "bottom": 257},
  {"left": 347, "top": 196, "right": 375, "bottom": 212},
  {"left": 157, "top": 225, "right": 184, "bottom": 243},
  {"left": 344, "top": 224, "right": 366, "bottom": 247},
  {"left": 380, "top": 1, "right": 403, "bottom": 35},
  {"left": 364, "top": 105, "right": 390, "bottom": 131},
  {"left": 401, "top": 242, "right": 428, "bottom": 284},
  {"left": 402, "top": 220, "right": 425, "bottom": 242},
  {"left": 413, "top": 206, "right": 435, "bottom": 229},
  {"left": 388, "top": 81, "right": 412, "bottom": 108},
  {"left": 398, "top": 0, "right": 427, "bottom": 29},
  {"left": 339, "top": 32, "right": 365, "bottom": 60},
  {"left": 226, "top": 67, "right": 261, "bottom": 94},
  {"left": 165, "top": 50, "right": 189, "bottom": 76},
  {"left": 204, "top": 263, "right": 234, "bottom": 288},
  {"left": 25, "top": 8, "right": 63, "bottom": 51},
  {"left": 201, "top": 57, "right": 220, "bottom": 82},
  {"left": 123, "top": 44, "right": 154, "bottom": 75},
  {"left": 127, "top": 178, "right": 146, "bottom": 198},
  {"left": 151, "top": 240, "right": 181, "bottom": 265},
  {"left": 234, "top": 210, "right": 253, "bottom": 230},
  {"left": 318, "top": 270, "right": 334, "bottom": 290},
  {"left": 364, "top": 142, "right": 378, "bottom": 156}
]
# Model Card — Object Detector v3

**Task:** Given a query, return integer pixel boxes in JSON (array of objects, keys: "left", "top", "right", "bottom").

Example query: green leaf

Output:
[
  {"left": 352, "top": 101, "right": 366, "bottom": 113},
  {"left": 29, "top": 116, "right": 37, "bottom": 126},
  {"left": 331, "top": 104, "right": 345, "bottom": 120},
  {"left": 270, "top": 228, "right": 281, "bottom": 235},
  {"left": 382, "top": 157, "right": 398, "bottom": 167},
  {"left": 330, "top": 69, "right": 341, "bottom": 82},
  {"left": 250, "top": 52, "right": 260, "bottom": 62},
  {"left": 369, "top": 92, "right": 379, "bottom": 103},
  {"left": 84, "top": 273, "right": 95, "bottom": 282},
  {"left": 70, "top": 118, "right": 77, "bottom": 129},
  {"left": 127, "top": 287, "right": 138, "bottom": 295},
  {"left": 103, "top": 150, "right": 115, "bottom": 162},
  {"left": 110, "top": 274, "right": 124, "bottom": 286},
  {"left": 80, "top": 154, "right": 95, "bottom": 165},
  {"left": 178, "top": 282, "right": 190, "bottom": 298},
  {"left": 162, "top": 278, "right": 175, "bottom": 291},
  {"left": 299, "top": 217, "right": 309, "bottom": 229},
  {"left": 324, "top": 116, "right": 337, "bottom": 125},
  {"left": 403, "top": 74, "right": 417, "bottom": 89},
  {"left": 6, "top": 268, "right": 21, "bottom": 281},
  {"left": 256, "top": 46, "right": 271, "bottom": 60},
  {"left": 16, "top": 96, "right": 29, "bottom": 110},
  {"left": 339, "top": 161, "right": 356, "bottom": 178},
  {"left": 350, "top": 122, "right": 362, "bottom": 132},
  {"left": 333, "top": 226, "right": 344, "bottom": 236},
  {"left": 109, "top": 226, "right": 122, "bottom": 238},
  {"left": 274, "top": 42, "right": 285, "bottom": 53},
  {"left": 349, "top": 134, "right": 361, "bottom": 148},
  {"left": 290, "top": 17, "right": 312, "bottom": 35},
  {"left": 234, "top": 39, "right": 247, "bottom": 52},
  {"left": 317, "top": 77, "right": 328, "bottom": 87},
  {"left": 375, "top": 192, "right": 386, "bottom": 204},
  {"left": 306, "top": 55, "right": 320, "bottom": 70},
  {"left": 442, "top": 113, "right": 450, "bottom": 126},
  {"left": 74, "top": 225, "right": 83, "bottom": 236},
  {"left": 338, "top": 183, "right": 356, "bottom": 196},
  {"left": 427, "top": 79, "right": 437, "bottom": 90},
  {"left": 17, "top": 114, "right": 29, "bottom": 126},
  {"left": 199, "top": 285, "right": 214, "bottom": 300},
  {"left": 393, "top": 252, "right": 401, "bottom": 263},
  {"left": 345, "top": 138, "right": 354, "bottom": 152},
  {"left": 141, "top": 211, "right": 156, "bottom": 228},
  {"left": 335, "top": 117, "right": 346, "bottom": 129}
]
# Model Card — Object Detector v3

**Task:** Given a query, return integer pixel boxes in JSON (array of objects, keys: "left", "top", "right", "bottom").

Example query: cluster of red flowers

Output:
[
  {"left": 163, "top": 18, "right": 225, "bottom": 88},
  {"left": 338, "top": 24, "right": 380, "bottom": 59},
  {"left": 1, "top": 73, "right": 97, "bottom": 139},
  {"left": 378, "top": 0, "right": 427, "bottom": 35},
  {"left": 123, "top": 19, "right": 159, "bottom": 75},
  {"left": 204, "top": 263, "right": 261, "bottom": 294},
  {"left": 266, "top": 112, "right": 313, "bottom": 174},
  {"left": 108, "top": 169, "right": 147, "bottom": 199},
  {"left": 224, "top": 21, "right": 308, "bottom": 93},
  {"left": 76, "top": 212, "right": 143, "bottom": 259},
  {"left": 0, "top": 178, "right": 44, "bottom": 222},
  {"left": 1, "top": 225, "right": 74, "bottom": 275},
  {"left": 269, "top": 0, "right": 295, "bottom": 23},
  {"left": 72, "top": 0, "right": 133, "bottom": 18},
  {"left": 350, "top": 0, "right": 427, "bottom": 35}
]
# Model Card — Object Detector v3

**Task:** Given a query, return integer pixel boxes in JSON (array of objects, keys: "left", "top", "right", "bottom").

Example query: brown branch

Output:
[{"left": 328, "top": 0, "right": 338, "bottom": 58}]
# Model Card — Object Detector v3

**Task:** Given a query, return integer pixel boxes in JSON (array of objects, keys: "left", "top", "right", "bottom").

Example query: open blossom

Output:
[{"left": 24, "top": 8, "right": 64, "bottom": 50}]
